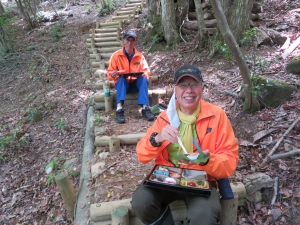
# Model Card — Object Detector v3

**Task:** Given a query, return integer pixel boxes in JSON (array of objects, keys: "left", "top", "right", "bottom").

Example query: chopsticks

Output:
[{"left": 177, "top": 136, "right": 188, "bottom": 154}]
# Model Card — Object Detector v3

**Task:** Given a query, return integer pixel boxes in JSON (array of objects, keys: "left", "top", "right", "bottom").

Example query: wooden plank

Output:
[
  {"left": 93, "top": 27, "right": 118, "bottom": 33},
  {"left": 95, "top": 133, "right": 145, "bottom": 146},
  {"left": 90, "top": 182, "right": 245, "bottom": 222},
  {"left": 94, "top": 88, "right": 171, "bottom": 103},
  {"left": 90, "top": 53, "right": 112, "bottom": 59},
  {"left": 86, "top": 37, "right": 119, "bottom": 42},
  {"left": 89, "top": 32, "right": 118, "bottom": 38},
  {"left": 88, "top": 47, "right": 120, "bottom": 54},
  {"left": 97, "top": 21, "right": 122, "bottom": 28}
]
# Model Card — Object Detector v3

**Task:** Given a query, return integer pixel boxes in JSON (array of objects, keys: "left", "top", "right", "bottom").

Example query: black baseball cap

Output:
[
  {"left": 174, "top": 64, "right": 203, "bottom": 84},
  {"left": 123, "top": 30, "right": 137, "bottom": 40}
]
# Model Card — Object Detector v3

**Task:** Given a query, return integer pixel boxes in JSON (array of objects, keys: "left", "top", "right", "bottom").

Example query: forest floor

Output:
[{"left": 0, "top": 0, "right": 300, "bottom": 224}]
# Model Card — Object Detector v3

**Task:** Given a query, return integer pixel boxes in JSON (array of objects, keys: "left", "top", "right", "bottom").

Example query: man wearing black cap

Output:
[
  {"left": 107, "top": 30, "right": 154, "bottom": 123},
  {"left": 131, "top": 64, "right": 239, "bottom": 225}
]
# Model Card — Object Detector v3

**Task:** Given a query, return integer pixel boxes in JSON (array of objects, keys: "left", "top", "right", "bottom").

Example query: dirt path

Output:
[{"left": 0, "top": 0, "right": 300, "bottom": 224}]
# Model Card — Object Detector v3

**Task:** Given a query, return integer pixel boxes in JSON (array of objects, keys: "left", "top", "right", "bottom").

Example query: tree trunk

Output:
[
  {"left": 0, "top": 1, "right": 5, "bottom": 16},
  {"left": 176, "top": 0, "right": 189, "bottom": 27},
  {"left": 194, "top": 0, "right": 205, "bottom": 48},
  {"left": 210, "top": 0, "right": 259, "bottom": 112},
  {"left": 208, "top": 0, "right": 253, "bottom": 57},
  {"left": 15, "top": 0, "right": 38, "bottom": 29},
  {"left": 161, "top": 0, "right": 180, "bottom": 48},
  {"left": 147, "top": 0, "right": 157, "bottom": 23}
]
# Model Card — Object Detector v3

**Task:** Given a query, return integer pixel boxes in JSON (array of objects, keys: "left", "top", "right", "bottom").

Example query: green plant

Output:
[
  {"left": 240, "top": 28, "right": 258, "bottom": 45},
  {"left": 0, "top": 14, "right": 16, "bottom": 55},
  {"left": 215, "top": 41, "right": 231, "bottom": 60},
  {"left": 94, "top": 112, "right": 102, "bottom": 124},
  {"left": 29, "top": 64, "right": 37, "bottom": 73},
  {"left": 0, "top": 135, "right": 14, "bottom": 150},
  {"left": 54, "top": 118, "right": 66, "bottom": 133},
  {"left": 50, "top": 25, "right": 61, "bottom": 42},
  {"left": 19, "top": 89, "right": 26, "bottom": 95},
  {"left": 45, "top": 156, "right": 74, "bottom": 183},
  {"left": 244, "top": 76, "right": 272, "bottom": 98},
  {"left": 243, "top": 55, "right": 272, "bottom": 99},
  {"left": 26, "top": 108, "right": 42, "bottom": 122},
  {"left": 26, "top": 45, "right": 35, "bottom": 51},
  {"left": 151, "top": 32, "right": 164, "bottom": 44},
  {"left": 102, "top": 0, "right": 113, "bottom": 10},
  {"left": 0, "top": 124, "right": 27, "bottom": 158}
]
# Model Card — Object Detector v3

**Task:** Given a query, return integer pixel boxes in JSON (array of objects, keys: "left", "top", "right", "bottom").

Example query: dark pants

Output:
[
  {"left": 115, "top": 76, "right": 149, "bottom": 106},
  {"left": 131, "top": 185, "right": 221, "bottom": 225}
]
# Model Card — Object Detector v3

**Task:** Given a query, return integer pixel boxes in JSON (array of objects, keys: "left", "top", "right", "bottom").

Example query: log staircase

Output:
[{"left": 86, "top": 1, "right": 246, "bottom": 224}]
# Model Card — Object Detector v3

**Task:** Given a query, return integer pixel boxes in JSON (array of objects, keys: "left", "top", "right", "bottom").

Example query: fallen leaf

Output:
[
  {"left": 293, "top": 191, "right": 300, "bottom": 197},
  {"left": 80, "top": 204, "right": 86, "bottom": 209},
  {"left": 252, "top": 128, "right": 277, "bottom": 143},
  {"left": 238, "top": 139, "right": 258, "bottom": 147},
  {"left": 281, "top": 188, "right": 291, "bottom": 197},
  {"left": 271, "top": 208, "right": 282, "bottom": 220}
]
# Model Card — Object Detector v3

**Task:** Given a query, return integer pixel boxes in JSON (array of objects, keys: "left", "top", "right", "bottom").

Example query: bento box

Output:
[{"left": 143, "top": 164, "right": 212, "bottom": 196}]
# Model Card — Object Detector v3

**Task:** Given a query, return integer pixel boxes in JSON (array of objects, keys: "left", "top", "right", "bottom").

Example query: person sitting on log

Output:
[
  {"left": 131, "top": 64, "right": 239, "bottom": 225},
  {"left": 107, "top": 30, "right": 155, "bottom": 124}
]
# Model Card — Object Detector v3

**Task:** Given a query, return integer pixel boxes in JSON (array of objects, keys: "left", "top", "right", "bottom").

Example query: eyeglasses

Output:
[
  {"left": 176, "top": 82, "right": 202, "bottom": 90},
  {"left": 125, "top": 39, "right": 136, "bottom": 43}
]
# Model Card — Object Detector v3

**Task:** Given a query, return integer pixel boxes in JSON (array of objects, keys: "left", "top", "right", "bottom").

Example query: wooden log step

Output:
[
  {"left": 90, "top": 53, "right": 112, "bottom": 59},
  {"left": 86, "top": 37, "right": 120, "bottom": 43},
  {"left": 90, "top": 182, "right": 246, "bottom": 222},
  {"left": 125, "top": 3, "right": 142, "bottom": 8},
  {"left": 87, "top": 37, "right": 120, "bottom": 42},
  {"left": 94, "top": 76, "right": 158, "bottom": 89},
  {"left": 95, "top": 133, "right": 145, "bottom": 146},
  {"left": 115, "top": 10, "right": 135, "bottom": 16},
  {"left": 87, "top": 41, "right": 122, "bottom": 49},
  {"left": 111, "top": 15, "right": 139, "bottom": 23},
  {"left": 111, "top": 15, "right": 132, "bottom": 21},
  {"left": 89, "top": 32, "right": 118, "bottom": 38},
  {"left": 91, "top": 62, "right": 109, "bottom": 70},
  {"left": 118, "top": 6, "right": 137, "bottom": 11},
  {"left": 96, "top": 21, "right": 122, "bottom": 28},
  {"left": 92, "top": 27, "right": 119, "bottom": 33},
  {"left": 92, "top": 61, "right": 111, "bottom": 68},
  {"left": 127, "top": 0, "right": 144, "bottom": 4},
  {"left": 94, "top": 88, "right": 173, "bottom": 103},
  {"left": 88, "top": 47, "right": 120, "bottom": 54}
]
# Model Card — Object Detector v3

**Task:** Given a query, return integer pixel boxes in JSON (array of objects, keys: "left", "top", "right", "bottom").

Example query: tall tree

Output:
[
  {"left": 147, "top": 0, "right": 157, "bottom": 23},
  {"left": 15, "top": 0, "right": 39, "bottom": 29},
  {"left": 210, "top": 0, "right": 259, "bottom": 111},
  {"left": 160, "top": 0, "right": 180, "bottom": 48},
  {"left": 194, "top": 0, "right": 205, "bottom": 48},
  {"left": 0, "top": 1, "right": 5, "bottom": 16},
  {"left": 208, "top": 0, "right": 253, "bottom": 57}
]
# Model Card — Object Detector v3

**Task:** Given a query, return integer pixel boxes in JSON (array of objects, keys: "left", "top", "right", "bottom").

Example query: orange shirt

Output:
[
  {"left": 107, "top": 47, "right": 151, "bottom": 83},
  {"left": 136, "top": 100, "right": 239, "bottom": 179}
]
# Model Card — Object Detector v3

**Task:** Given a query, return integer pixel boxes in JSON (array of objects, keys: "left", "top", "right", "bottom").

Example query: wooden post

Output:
[
  {"left": 151, "top": 93, "right": 159, "bottom": 106},
  {"left": 109, "top": 137, "right": 121, "bottom": 153},
  {"left": 104, "top": 96, "right": 113, "bottom": 111},
  {"left": 111, "top": 205, "right": 129, "bottom": 225},
  {"left": 54, "top": 171, "right": 76, "bottom": 220},
  {"left": 220, "top": 192, "right": 238, "bottom": 225}
]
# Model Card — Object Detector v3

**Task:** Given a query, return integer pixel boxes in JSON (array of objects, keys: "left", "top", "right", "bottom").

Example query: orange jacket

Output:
[
  {"left": 107, "top": 47, "right": 151, "bottom": 83},
  {"left": 136, "top": 99, "right": 239, "bottom": 179}
]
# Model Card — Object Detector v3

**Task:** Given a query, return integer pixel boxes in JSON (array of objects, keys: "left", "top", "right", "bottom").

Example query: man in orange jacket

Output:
[
  {"left": 131, "top": 64, "right": 239, "bottom": 225},
  {"left": 107, "top": 30, "right": 154, "bottom": 123}
]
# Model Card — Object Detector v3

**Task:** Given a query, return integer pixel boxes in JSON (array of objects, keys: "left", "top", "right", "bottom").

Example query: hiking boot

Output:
[
  {"left": 115, "top": 109, "right": 125, "bottom": 123},
  {"left": 142, "top": 107, "right": 155, "bottom": 121}
]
